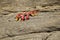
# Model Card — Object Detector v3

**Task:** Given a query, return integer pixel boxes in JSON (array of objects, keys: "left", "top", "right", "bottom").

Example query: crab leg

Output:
[
  {"left": 25, "top": 14, "right": 29, "bottom": 20},
  {"left": 20, "top": 15, "right": 25, "bottom": 21}
]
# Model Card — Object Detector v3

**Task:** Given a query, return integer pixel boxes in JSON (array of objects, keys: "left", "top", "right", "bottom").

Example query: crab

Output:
[{"left": 15, "top": 10, "right": 38, "bottom": 21}]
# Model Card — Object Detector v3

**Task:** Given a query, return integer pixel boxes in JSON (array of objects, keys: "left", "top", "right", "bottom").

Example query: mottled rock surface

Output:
[{"left": 0, "top": 0, "right": 60, "bottom": 40}]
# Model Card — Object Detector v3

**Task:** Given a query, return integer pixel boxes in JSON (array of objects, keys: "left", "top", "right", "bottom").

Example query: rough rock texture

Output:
[
  {"left": 0, "top": 0, "right": 60, "bottom": 12},
  {"left": 0, "top": 0, "right": 60, "bottom": 40},
  {"left": 47, "top": 31, "right": 60, "bottom": 40}
]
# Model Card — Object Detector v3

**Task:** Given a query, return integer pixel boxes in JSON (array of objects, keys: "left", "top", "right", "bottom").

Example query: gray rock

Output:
[
  {"left": 0, "top": 12, "right": 60, "bottom": 40},
  {"left": 0, "top": 33, "right": 51, "bottom": 40},
  {"left": 0, "top": 0, "right": 60, "bottom": 7},
  {"left": 0, "top": 0, "right": 60, "bottom": 40},
  {"left": 47, "top": 31, "right": 60, "bottom": 40},
  {"left": 0, "top": 0, "right": 60, "bottom": 12}
]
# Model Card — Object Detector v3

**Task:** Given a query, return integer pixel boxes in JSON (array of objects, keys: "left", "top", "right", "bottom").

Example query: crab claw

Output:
[
  {"left": 33, "top": 13, "right": 38, "bottom": 16},
  {"left": 29, "top": 11, "right": 35, "bottom": 16},
  {"left": 15, "top": 13, "right": 22, "bottom": 21},
  {"left": 16, "top": 17, "right": 19, "bottom": 21},
  {"left": 31, "top": 14, "right": 35, "bottom": 16},
  {"left": 31, "top": 10, "right": 38, "bottom": 16},
  {"left": 34, "top": 10, "right": 38, "bottom": 16},
  {"left": 16, "top": 15, "right": 20, "bottom": 21}
]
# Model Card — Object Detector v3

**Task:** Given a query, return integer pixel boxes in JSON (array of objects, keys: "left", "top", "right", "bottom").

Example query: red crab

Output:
[{"left": 15, "top": 10, "right": 38, "bottom": 21}]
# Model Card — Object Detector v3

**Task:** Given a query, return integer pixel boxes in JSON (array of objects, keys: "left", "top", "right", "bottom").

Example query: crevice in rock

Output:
[
  {"left": 4, "top": 10, "right": 18, "bottom": 13},
  {"left": 38, "top": 9, "right": 60, "bottom": 12},
  {"left": 47, "top": 26, "right": 60, "bottom": 32},
  {"left": 43, "top": 33, "right": 53, "bottom": 40},
  {"left": 0, "top": 30, "right": 56, "bottom": 39},
  {"left": 0, "top": 31, "right": 52, "bottom": 39},
  {"left": 0, "top": 26, "right": 60, "bottom": 39}
]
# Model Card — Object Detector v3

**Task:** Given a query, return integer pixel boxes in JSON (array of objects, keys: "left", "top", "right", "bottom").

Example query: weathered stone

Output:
[
  {"left": 0, "top": 33, "right": 51, "bottom": 40},
  {"left": 0, "top": 12, "right": 60, "bottom": 40},
  {"left": 0, "top": 0, "right": 60, "bottom": 40},
  {"left": 47, "top": 31, "right": 60, "bottom": 40},
  {"left": 0, "top": 0, "right": 60, "bottom": 12}
]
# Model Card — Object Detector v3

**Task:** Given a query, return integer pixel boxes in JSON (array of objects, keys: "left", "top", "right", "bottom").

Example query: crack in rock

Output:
[
  {"left": 43, "top": 33, "right": 53, "bottom": 40},
  {"left": 0, "top": 31, "right": 52, "bottom": 39},
  {"left": 0, "top": 26, "right": 60, "bottom": 39}
]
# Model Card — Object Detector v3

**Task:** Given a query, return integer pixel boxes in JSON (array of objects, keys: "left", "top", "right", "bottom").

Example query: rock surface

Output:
[{"left": 0, "top": 0, "right": 60, "bottom": 40}]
